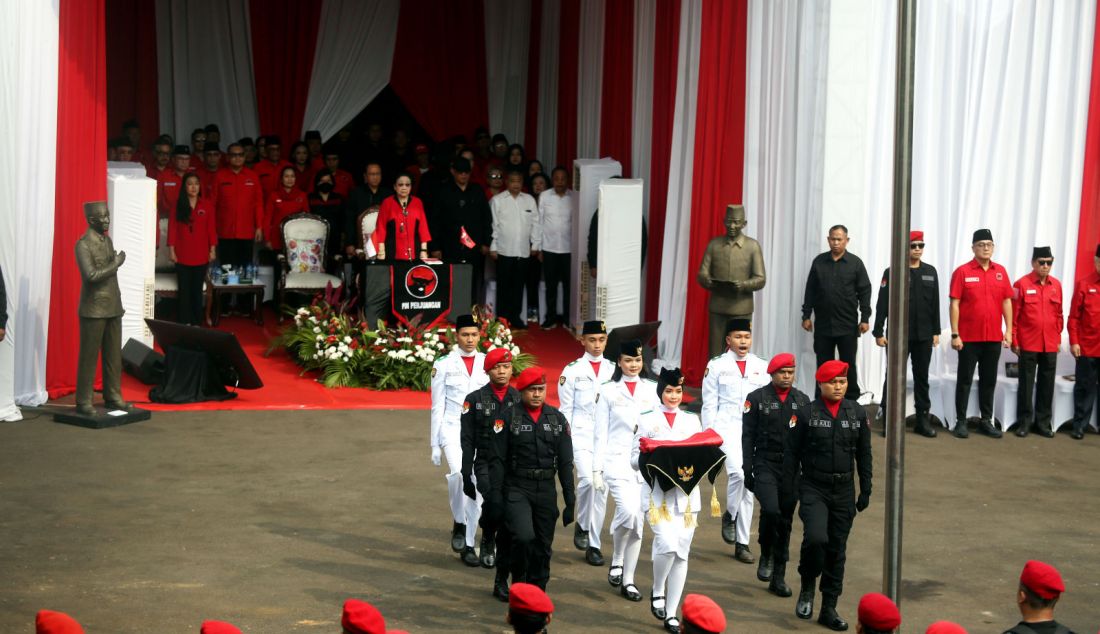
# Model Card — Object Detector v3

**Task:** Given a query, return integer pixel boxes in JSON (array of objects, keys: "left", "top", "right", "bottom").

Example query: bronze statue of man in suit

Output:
[
  {"left": 75, "top": 201, "right": 131, "bottom": 415},
  {"left": 697, "top": 204, "right": 767, "bottom": 357}
]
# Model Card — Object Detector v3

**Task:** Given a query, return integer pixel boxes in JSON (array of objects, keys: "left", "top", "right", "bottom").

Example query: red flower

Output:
[{"left": 326, "top": 335, "right": 337, "bottom": 344}]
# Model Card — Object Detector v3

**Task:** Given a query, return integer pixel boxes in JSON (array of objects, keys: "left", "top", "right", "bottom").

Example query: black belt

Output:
[
  {"left": 802, "top": 469, "right": 853, "bottom": 485},
  {"left": 511, "top": 467, "right": 556, "bottom": 480}
]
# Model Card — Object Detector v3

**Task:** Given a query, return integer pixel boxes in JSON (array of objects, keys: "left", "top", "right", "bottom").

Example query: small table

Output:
[{"left": 210, "top": 282, "right": 265, "bottom": 326}]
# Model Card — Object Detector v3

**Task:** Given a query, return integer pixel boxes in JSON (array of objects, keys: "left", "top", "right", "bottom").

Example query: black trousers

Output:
[
  {"left": 797, "top": 477, "right": 855, "bottom": 600},
  {"left": 496, "top": 256, "right": 529, "bottom": 327},
  {"left": 542, "top": 251, "right": 571, "bottom": 324},
  {"left": 814, "top": 333, "right": 860, "bottom": 400},
  {"left": 955, "top": 341, "right": 1001, "bottom": 421},
  {"left": 1016, "top": 350, "right": 1057, "bottom": 429},
  {"left": 479, "top": 474, "right": 511, "bottom": 582},
  {"left": 880, "top": 339, "right": 933, "bottom": 414},
  {"left": 754, "top": 464, "right": 798, "bottom": 565},
  {"left": 1072, "top": 356, "right": 1100, "bottom": 433},
  {"left": 175, "top": 264, "right": 207, "bottom": 326},
  {"left": 525, "top": 255, "right": 542, "bottom": 319},
  {"left": 505, "top": 477, "right": 560, "bottom": 590},
  {"left": 217, "top": 238, "right": 253, "bottom": 269}
]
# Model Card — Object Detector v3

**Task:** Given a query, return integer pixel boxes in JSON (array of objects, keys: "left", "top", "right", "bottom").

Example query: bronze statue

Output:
[
  {"left": 697, "top": 204, "right": 766, "bottom": 357},
  {"left": 75, "top": 201, "right": 131, "bottom": 416}
]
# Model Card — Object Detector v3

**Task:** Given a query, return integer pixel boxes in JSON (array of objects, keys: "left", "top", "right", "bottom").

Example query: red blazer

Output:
[
  {"left": 211, "top": 167, "right": 264, "bottom": 240},
  {"left": 373, "top": 195, "right": 431, "bottom": 260},
  {"left": 254, "top": 160, "right": 293, "bottom": 198},
  {"left": 1012, "top": 272, "right": 1063, "bottom": 353},
  {"left": 168, "top": 197, "right": 218, "bottom": 266}
]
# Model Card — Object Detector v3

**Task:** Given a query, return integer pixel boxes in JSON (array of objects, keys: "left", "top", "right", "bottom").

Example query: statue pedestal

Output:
[{"left": 53, "top": 406, "right": 151, "bottom": 429}]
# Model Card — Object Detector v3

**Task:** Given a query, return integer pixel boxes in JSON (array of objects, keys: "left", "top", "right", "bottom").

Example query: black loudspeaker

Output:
[{"left": 122, "top": 338, "right": 165, "bottom": 385}]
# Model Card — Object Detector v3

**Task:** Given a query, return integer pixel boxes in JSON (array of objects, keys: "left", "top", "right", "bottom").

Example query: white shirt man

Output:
[
  {"left": 490, "top": 171, "right": 541, "bottom": 327},
  {"left": 429, "top": 315, "right": 488, "bottom": 560},
  {"left": 537, "top": 167, "right": 575, "bottom": 328},
  {"left": 701, "top": 318, "right": 769, "bottom": 562},
  {"left": 557, "top": 320, "right": 614, "bottom": 564}
]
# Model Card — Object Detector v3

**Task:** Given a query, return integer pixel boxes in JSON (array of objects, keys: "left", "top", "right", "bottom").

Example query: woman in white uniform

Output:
[
  {"left": 631, "top": 367, "right": 701, "bottom": 634},
  {"left": 593, "top": 339, "right": 661, "bottom": 603}
]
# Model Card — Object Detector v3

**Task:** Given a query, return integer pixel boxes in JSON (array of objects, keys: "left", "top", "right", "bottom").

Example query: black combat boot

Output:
[
  {"left": 756, "top": 548, "right": 773, "bottom": 582},
  {"left": 817, "top": 594, "right": 848, "bottom": 631},
  {"left": 795, "top": 578, "right": 815, "bottom": 619},
  {"left": 768, "top": 561, "right": 792, "bottom": 597},
  {"left": 915, "top": 411, "right": 936, "bottom": 437}
]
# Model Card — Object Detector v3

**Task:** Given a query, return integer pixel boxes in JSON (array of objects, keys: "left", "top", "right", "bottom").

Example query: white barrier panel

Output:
[
  {"left": 107, "top": 165, "right": 156, "bottom": 347},
  {"left": 570, "top": 158, "right": 621, "bottom": 327},
  {"left": 595, "top": 178, "right": 644, "bottom": 330}
]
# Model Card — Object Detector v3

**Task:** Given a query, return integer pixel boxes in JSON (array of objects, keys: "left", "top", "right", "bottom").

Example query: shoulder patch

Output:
[
  {"left": 566, "top": 360, "right": 578, "bottom": 367},
  {"left": 641, "top": 409, "right": 654, "bottom": 415},
  {"left": 559, "top": 376, "right": 567, "bottom": 386},
  {"left": 462, "top": 401, "right": 470, "bottom": 413},
  {"left": 431, "top": 367, "right": 437, "bottom": 378},
  {"left": 744, "top": 400, "right": 752, "bottom": 413}
]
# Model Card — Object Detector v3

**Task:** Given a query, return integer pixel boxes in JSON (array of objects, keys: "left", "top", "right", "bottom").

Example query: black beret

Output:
[
  {"left": 238, "top": 137, "right": 254, "bottom": 146},
  {"left": 455, "top": 314, "right": 477, "bottom": 330},
  {"left": 266, "top": 135, "right": 282, "bottom": 146},
  {"left": 203, "top": 142, "right": 221, "bottom": 153},
  {"left": 581, "top": 320, "right": 606, "bottom": 335},
  {"left": 322, "top": 142, "right": 340, "bottom": 157},
  {"left": 619, "top": 339, "right": 643, "bottom": 358},
  {"left": 171, "top": 145, "right": 191, "bottom": 156},
  {"left": 725, "top": 318, "right": 752, "bottom": 334},
  {"left": 204, "top": 123, "right": 220, "bottom": 133},
  {"left": 972, "top": 228, "right": 993, "bottom": 244},
  {"left": 1032, "top": 246, "right": 1053, "bottom": 260}
]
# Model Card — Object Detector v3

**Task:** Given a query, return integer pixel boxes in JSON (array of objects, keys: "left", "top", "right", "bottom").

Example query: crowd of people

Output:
[{"left": 114, "top": 119, "right": 575, "bottom": 330}]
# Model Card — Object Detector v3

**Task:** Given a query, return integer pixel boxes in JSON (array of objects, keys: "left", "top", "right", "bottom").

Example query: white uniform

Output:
[
  {"left": 430, "top": 349, "right": 487, "bottom": 546},
  {"left": 631, "top": 405, "right": 703, "bottom": 624},
  {"left": 558, "top": 353, "right": 615, "bottom": 549},
  {"left": 701, "top": 351, "right": 769, "bottom": 545},
  {"left": 594, "top": 375, "right": 661, "bottom": 587}
]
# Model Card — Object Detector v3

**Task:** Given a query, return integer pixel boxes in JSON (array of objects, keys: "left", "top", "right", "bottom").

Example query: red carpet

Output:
[{"left": 120, "top": 311, "right": 583, "bottom": 412}]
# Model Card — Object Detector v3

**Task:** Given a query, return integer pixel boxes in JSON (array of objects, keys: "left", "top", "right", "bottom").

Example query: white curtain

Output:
[
  {"left": 536, "top": 0, "right": 561, "bottom": 165},
  {"left": 156, "top": 0, "right": 260, "bottom": 142},
  {"left": 301, "top": 0, "right": 400, "bottom": 141},
  {"left": 576, "top": 0, "right": 606, "bottom": 159},
  {"left": 485, "top": 0, "right": 531, "bottom": 145},
  {"left": 0, "top": 0, "right": 59, "bottom": 416},
  {"left": 631, "top": 0, "right": 656, "bottom": 185},
  {"left": 655, "top": 0, "right": 702, "bottom": 365},
  {"left": 743, "top": 0, "right": 831, "bottom": 390}
]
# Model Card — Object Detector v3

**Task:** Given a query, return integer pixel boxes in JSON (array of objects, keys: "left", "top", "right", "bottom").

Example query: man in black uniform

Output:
[
  {"left": 790, "top": 360, "right": 872, "bottom": 631},
  {"left": 1004, "top": 560, "right": 1075, "bottom": 634},
  {"left": 742, "top": 352, "right": 811, "bottom": 598},
  {"left": 492, "top": 366, "right": 575, "bottom": 590},
  {"left": 802, "top": 225, "right": 873, "bottom": 400},
  {"left": 461, "top": 347, "right": 522, "bottom": 600},
  {"left": 873, "top": 229, "right": 941, "bottom": 438},
  {"left": 430, "top": 157, "right": 492, "bottom": 303}
]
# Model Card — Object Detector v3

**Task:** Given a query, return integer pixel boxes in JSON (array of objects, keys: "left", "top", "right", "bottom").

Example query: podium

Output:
[{"left": 361, "top": 261, "right": 473, "bottom": 326}]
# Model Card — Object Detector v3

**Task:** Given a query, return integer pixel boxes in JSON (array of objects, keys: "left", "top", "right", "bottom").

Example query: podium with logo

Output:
[{"left": 361, "top": 261, "right": 473, "bottom": 327}]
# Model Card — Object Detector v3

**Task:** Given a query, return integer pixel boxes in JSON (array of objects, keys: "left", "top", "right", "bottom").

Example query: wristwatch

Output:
[{"left": 951, "top": 333, "right": 959, "bottom": 339}]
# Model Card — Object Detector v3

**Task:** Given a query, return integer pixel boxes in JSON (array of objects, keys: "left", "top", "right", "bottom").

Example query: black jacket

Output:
[
  {"left": 788, "top": 398, "right": 872, "bottom": 496},
  {"left": 872, "top": 262, "right": 942, "bottom": 341},
  {"left": 491, "top": 403, "right": 576, "bottom": 505},
  {"left": 801, "top": 251, "right": 873, "bottom": 337},
  {"left": 742, "top": 383, "right": 812, "bottom": 478},
  {"left": 431, "top": 180, "right": 491, "bottom": 260},
  {"left": 460, "top": 383, "right": 521, "bottom": 494}
]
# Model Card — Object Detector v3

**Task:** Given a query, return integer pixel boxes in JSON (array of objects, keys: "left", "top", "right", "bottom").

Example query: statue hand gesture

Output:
[{"left": 115, "top": 250, "right": 127, "bottom": 266}]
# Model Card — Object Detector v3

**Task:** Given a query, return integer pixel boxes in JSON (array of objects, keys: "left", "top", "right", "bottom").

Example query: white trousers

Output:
[
  {"left": 574, "top": 449, "right": 608, "bottom": 549},
  {"left": 720, "top": 428, "right": 754, "bottom": 545},
  {"left": 442, "top": 440, "right": 482, "bottom": 547}
]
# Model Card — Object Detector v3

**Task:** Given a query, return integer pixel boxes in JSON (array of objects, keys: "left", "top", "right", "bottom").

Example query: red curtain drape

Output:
[
  {"left": 1076, "top": 0, "right": 1100, "bottom": 281},
  {"left": 555, "top": 0, "right": 580, "bottom": 168},
  {"left": 679, "top": 0, "right": 748, "bottom": 385},
  {"left": 249, "top": 0, "right": 323, "bottom": 143},
  {"left": 105, "top": 0, "right": 159, "bottom": 146},
  {"left": 391, "top": 0, "right": 489, "bottom": 141},
  {"left": 598, "top": 0, "right": 634, "bottom": 176},
  {"left": 644, "top": 0, "right": 682, "bottom": 322},
  {"left": 524, "top": 0, "right": 543, "bottom": 154},
  {"left": 48, "top": 0, "right": 109, "bottom": 398}
]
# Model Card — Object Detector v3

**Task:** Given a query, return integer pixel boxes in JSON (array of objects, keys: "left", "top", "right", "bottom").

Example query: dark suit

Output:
[{"left": 75, "top": 229, "right": 125, "bottom": 409}]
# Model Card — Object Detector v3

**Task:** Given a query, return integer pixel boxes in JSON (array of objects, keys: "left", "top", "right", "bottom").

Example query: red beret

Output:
[
  {"left": 1020, "top": 559, "right": 1064, "bottom": 599},
  {"left": 910, "top": 230, "right": 924, "bottom": 242},
  {"left": 514, "top": 367, "right": 546, "bottom": 391},
  {"left": 509, "top": 582, "right": 553, "bottom": 615},
  {"left": 484, "top": 347, "right": 513, "bottom": 371},
  {"left": 857, "top": 593, "right": 901, "bottom": 630},
  {"left": 201, "top": 622, "right": 242, "bottom": 634},
  {"left": 815, "top": 360, "right": 849, "bottom": 383},
  {"left": 681, "top": 594, "right": 725, "bottom": 632},
  {"left": 767, "top": 352, "right": 796, "bottom": 374},
  {"left": 342, "top": 599, "right": 386, "bottom": 634},
  {"left": 925, "top": 622, "right": 968, "bottom": 634},
  {"left": 35, "top": 611, "right": 84, "bottom": 634}
]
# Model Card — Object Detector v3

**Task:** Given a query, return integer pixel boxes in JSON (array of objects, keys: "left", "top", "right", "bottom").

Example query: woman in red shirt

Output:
[
  {"left": 168, "top": 173, "right": 218, "bottom": 326},
  {"left": 266, "top": 166, "right": 310, "bottom": 250},
  {"left": 373, "top": 172, "right": 431, "bottom": 261},
  {"left": 289, "top": 141, "right": 313, "bottom": 192}
]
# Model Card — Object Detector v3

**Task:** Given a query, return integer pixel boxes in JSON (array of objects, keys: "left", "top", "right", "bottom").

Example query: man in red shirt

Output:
[
  {"left": 321, "top": 144, "right": 356, "bottom": 198},
  {"left": 213, "top": 143, "right": 264, "bottom": 269},
  {"left": 146, "top": 137, "right": 172, "bottom": 180},
  {"left": 198, "top": 143, "right": 222, "bottom": 201},
  {"left": 305, "top": 130, "right": 324, "bottom": 168},
  {"left": 157, "top": 145, "right": 192, "bottom": 219},
  {"left": 1067, "top": 243, "right": 1100, "bottom": 439},
  {"left": 254, "top": 135, "right": 291, "bottom": 198},
  {"left": 949, "top": 228, "right": 1013, "bottom": 438},
  {"left": 1011, "top": 246, "right": 1063, "bottom": 438}
]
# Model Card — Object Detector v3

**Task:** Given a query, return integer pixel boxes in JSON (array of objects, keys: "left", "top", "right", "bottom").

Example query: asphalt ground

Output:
[{"left": 1, "top": 408, "right": 1097, "bottom": 633}]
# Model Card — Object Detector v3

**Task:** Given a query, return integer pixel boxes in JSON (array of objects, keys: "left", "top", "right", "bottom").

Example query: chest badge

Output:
[
  {"left": 789, "top": 415, "right": 797, "bottom": 428},
  {"left": 462, "top": 401, "right": 470, "bottom": 414},
  {"left": 494, "top": 419, "right": 504, "bottom": 433},
  {"left": 559, "top": 376, "right": 566, "bottom": 386},
  {"left": 744, "top": 400, "right": 752, "bottom": 413}
]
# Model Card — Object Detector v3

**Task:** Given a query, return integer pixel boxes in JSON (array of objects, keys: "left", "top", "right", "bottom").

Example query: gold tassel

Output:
[
  {"left": 660, "top": 498, "right": 673, "bottom": 523},
  {"left": 685, "top": 512, "right": 698, "bottom": 529},
  {"left": 648, "top": 491, "right": 660, "bottom": 526},
  {"left": 710, "top": 485, "right": 722, "bottom": 518}
]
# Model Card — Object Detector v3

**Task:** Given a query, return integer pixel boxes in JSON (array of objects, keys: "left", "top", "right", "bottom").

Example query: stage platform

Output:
[{"left": 115, "top": 309, "right": 583, "bottom": 412}]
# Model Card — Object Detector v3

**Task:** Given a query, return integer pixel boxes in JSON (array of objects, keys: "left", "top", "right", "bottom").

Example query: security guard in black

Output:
[
  {"left": 741, "top": 354, "right": 811, "bottom": 597},
  {"left": 492, "top": 367, "right": 575, "bottom": 590},
  {"left": 789, "top": 360, "right": 872, "bottom": 631}
]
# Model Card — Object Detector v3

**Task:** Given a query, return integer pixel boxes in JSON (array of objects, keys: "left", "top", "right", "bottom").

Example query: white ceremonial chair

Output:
[{"left": 277, "top": 213, "right": 343, "bottom": 321}]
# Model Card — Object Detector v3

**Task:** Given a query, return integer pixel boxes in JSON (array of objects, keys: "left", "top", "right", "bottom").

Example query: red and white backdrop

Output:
[{"left": 3, "top": 0, "right": 1100, "bottom": 414}]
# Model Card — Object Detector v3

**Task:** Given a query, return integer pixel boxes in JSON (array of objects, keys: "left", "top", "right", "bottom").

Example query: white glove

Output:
[
  {"left": 431, "top": 446, "right": 442, "bottom": 466},
  {"left": 593, "top": 471, "right": 606, "bottom": 493}
]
